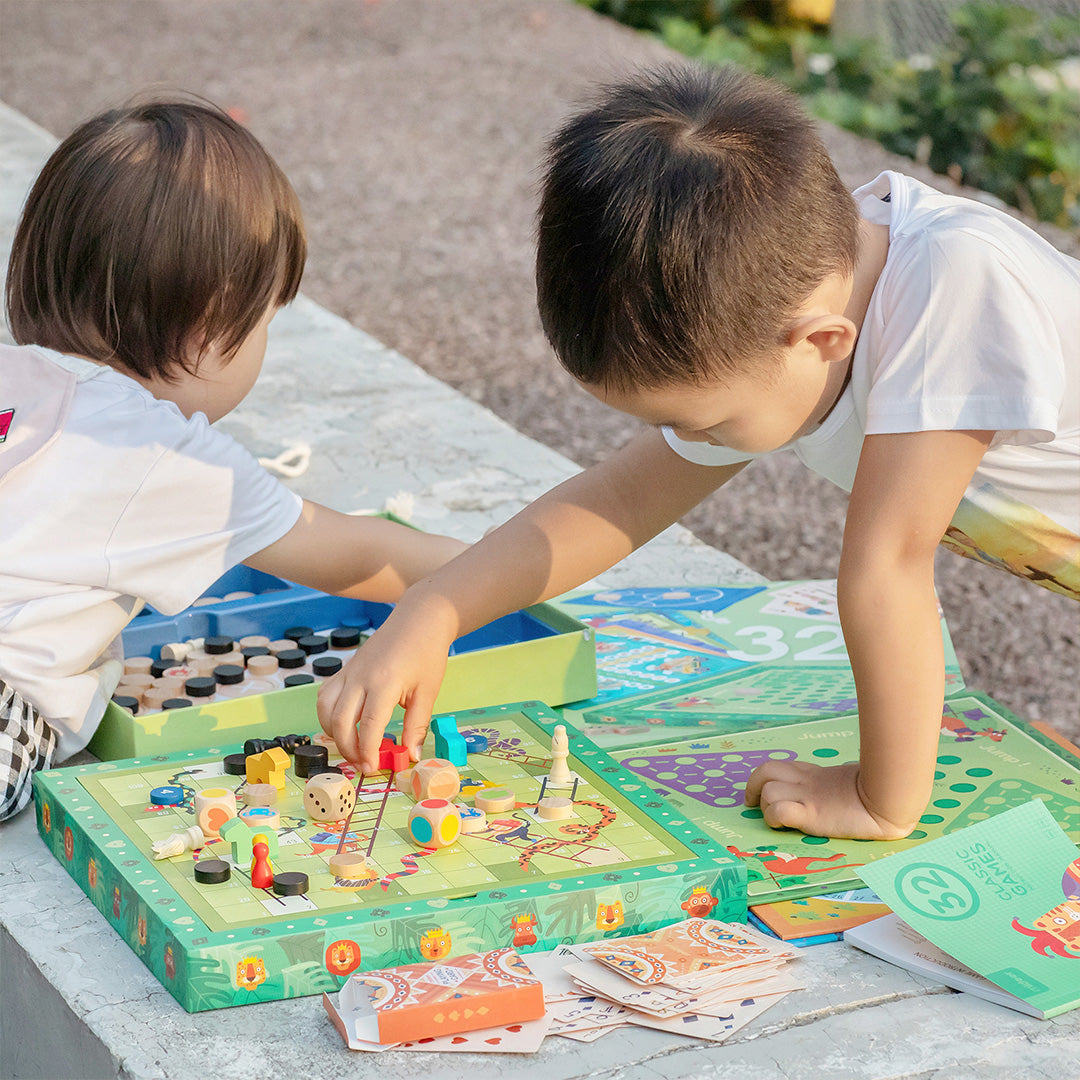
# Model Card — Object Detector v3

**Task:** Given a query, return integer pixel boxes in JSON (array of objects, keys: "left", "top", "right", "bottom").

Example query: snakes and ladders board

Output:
[{"left": 34, "top": 702, "right": 744, "bottom": 1011}]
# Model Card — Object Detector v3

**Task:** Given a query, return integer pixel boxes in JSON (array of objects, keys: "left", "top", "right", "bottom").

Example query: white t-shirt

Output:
[
  {"left": 0, "top": 344, "right": 303, "bottom": 757},
  {"left": 664, "top": 171, "right": 1080, "bottom": 599}
]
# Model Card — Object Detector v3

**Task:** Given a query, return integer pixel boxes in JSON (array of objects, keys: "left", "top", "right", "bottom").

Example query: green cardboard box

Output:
[
  {"left": 37, "top": 702, "right": 746, "bottom": 1012},
  {"left": 90, "top": 601, "right": 596, "bottom": 760}
]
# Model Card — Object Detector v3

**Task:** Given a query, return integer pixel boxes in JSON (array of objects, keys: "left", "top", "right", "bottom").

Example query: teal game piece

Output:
[
  {"left": 150, "top": 785, "right": 184, "bottom": 806},
  {"left": 431, "top": 715, "right": 467, "bottom": 767}
]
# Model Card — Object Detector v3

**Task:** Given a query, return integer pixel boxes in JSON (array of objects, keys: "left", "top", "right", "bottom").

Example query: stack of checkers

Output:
[{"left": 534, "top": 918, "right": 802, "bottom": 1043}]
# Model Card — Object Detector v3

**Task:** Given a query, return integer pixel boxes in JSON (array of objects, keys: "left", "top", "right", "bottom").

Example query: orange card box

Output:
[{"left": 324, "top": 946, "right": 545, "bottom": 1047}]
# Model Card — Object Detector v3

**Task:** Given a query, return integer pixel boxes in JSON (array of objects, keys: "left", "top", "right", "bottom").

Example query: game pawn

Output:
[
  {"left": 546, "top": 724, "right": 574, "bottom": 788},
  {"left": 250, "top": 837, "right": 274, "bottom": 889}
]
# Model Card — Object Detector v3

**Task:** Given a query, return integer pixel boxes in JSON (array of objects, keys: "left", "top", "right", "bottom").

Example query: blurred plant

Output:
[{"left": 584, "top": 1, "right": 1080, "bottom": 233}]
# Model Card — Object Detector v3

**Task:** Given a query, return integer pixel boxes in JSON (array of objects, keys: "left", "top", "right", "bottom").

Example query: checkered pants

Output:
[{"left": 0, "top": 680, "right": 57, "bottom": 821}]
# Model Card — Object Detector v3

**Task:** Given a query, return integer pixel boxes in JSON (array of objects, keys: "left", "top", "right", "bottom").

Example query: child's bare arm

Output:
[
  {"left": 317, "top": 428, "right": 746, "bottom": 769},
  {"left": 245, "top": 503, "right": 468, "bottom": 602},
  {"left": 745, "top": 428, "right": 993, "bottom": 839}
]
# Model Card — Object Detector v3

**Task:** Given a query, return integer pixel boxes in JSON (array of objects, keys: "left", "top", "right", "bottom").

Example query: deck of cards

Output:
[
  {"left": 537, "top": 918, "right": 803, "bottom": 1043},
  {"left": 324, "top": 920, "right": 802, "bottom": 1052}
]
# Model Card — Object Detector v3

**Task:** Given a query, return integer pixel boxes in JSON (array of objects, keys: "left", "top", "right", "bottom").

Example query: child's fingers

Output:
[
  {"left": 315, "top": 674, "right": 344, "bottom": 737},
  {"left": 744, "top": 759, "right": 810, "bottom": 806},
  {"left": 355, "top": 686, "right": 403, "bottom": 774},
  {"left": 757, "top": 782, "right": 811, "bottom": 832},
  {"left": 401, "top": 688, "right": 438, "bottom": 762}
]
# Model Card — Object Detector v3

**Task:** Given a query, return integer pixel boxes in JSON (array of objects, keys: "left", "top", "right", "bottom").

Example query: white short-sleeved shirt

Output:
[
  {"left": 664, "top": 172, "right": 1080, "bottom": 599},
  {"left": 0, "top": 344, "right": 303, "bottom": 756}
]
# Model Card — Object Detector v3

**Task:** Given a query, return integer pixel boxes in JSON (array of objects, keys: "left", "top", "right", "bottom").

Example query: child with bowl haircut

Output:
[
  {"left": 0, "top": 98, "right": 465, "bottom": 820},
  {"left": 320, "top": 63, "right": 1079, "bottom": 841}
]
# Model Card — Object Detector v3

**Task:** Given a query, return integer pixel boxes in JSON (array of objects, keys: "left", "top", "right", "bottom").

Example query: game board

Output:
[
  {"left": 35, "top": 702, "right": 744, "bottom": 1012},
  {"left": 557, "top": 581, "right": 964, "bottom": 751},
  {"left": 612, "top": 692, "right": 1080, "bottom": 905}
]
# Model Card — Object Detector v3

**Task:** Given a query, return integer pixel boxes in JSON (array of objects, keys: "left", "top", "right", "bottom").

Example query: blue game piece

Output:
[
  {"left": 150, "top": 785, "right": 185, "bottom": 806},
  {"left": 464, "top": 733, "right": 488, "bottom": 754},
  {"left": 431, "top": 716, "right": 468, "bottom": 767}
]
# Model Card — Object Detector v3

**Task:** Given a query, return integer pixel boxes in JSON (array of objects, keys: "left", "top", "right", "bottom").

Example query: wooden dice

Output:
[
  {"left": 303, "top": 773, "right": 356, "bottom": 822},
  {"left": 407, "top": 798, "right": 461, "bottom": 849},
  {"left": 410, "top": 758, "right": 460, "bottom": 801},
  {"left": 194, "top": 788, "right": 237, "bottom": 837}
]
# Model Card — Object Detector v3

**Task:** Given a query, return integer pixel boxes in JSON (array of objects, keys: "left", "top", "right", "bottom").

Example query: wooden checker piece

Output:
[
  {"left": 537, "top": 796, "right": 573, "bottom": 820},
  {"left": 193, "top": 859, "right": 231, "bottom": 885},
  {"left": 458, "top": 805, "right": 488, "bottom": 833},
  {"left": 222, "top": 752, "right": 248, "bottom": 775},
  {"left": 272, "top": 872, "right": 309, "bottom": 896},
  {"left": 475, "top": 786, "right": 515, "bottom": 813},
  {"left": 239, "top": 805, "right": 280, "bottom": 829},
  {"left": 243, "top": 783, "right": 278, "bottom": 807},
  {"left": 327, "top": 851, "right": 369, "bottom": 879},
  {"left": 293, "top": 744, "right": 329, "bottom": 778}
]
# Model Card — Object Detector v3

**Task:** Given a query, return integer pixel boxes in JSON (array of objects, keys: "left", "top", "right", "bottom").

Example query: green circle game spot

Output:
[
  {"left": 919, "top": 814, "right": 944, "bottom": 824},
  {"left": 949, "top": 783, "right": 976, "bottom": 793},
  {"left": 811, "top": 748, "right": 839, "bottom": 758},
  {"left": 800, "top": 835, "right": 830, "bottom": 845},
  {"left": 932, "top": 799, "right": 960, "bottom": 809},
  {"left": 937, "top": 755, "right": 961, "bottom": 765},
  {"left": 966, "top": 768, "right": 992, "bottom": 777},
  {"left": 934, "top": 771, "right": 945, "bottom": 780},
  {"left": 908, "top": 830, "right": 927, "bottom": 839},
  {"left": 740, "top": 808, "right": 764, "bottom": 819}
]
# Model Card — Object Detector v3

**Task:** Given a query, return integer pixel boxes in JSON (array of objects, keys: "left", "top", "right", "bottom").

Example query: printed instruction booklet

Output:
[{"left": 852, "top": 799, "right": 1080, "bottom": 1019}]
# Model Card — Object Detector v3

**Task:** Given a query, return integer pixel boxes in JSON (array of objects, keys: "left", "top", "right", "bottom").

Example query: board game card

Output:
[
  {"left": 626, "top": 991, "right": 789, "bottom": 1042},
  {"left": 325, "top": 946, "right": 545, "bottom": 1046},
  {"left": 582, "top": 918, "right": 795, "bottom": 987}
]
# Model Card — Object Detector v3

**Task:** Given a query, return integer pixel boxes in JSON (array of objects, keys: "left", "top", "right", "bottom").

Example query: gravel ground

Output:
[{"left": 1, "top": 0, "right": 1076, "bottom": 740}]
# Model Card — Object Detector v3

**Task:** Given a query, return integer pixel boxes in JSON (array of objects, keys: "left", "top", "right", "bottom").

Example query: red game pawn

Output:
[{"left": 250, "top": 839, "right": 273, "bottom": 889}]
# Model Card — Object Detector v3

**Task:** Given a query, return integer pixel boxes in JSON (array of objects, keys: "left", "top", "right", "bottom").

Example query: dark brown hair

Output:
[
  {"left": 536, "top": 64, "right": 860, "bottom": 389},
  {"left": 5, "top": 97, "right": 306, "bottom": 379}
]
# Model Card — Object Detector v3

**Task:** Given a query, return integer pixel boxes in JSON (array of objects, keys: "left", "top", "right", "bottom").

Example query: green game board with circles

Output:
[{"left": 612, "top": 692, "right": 1080, "bottom": 905}]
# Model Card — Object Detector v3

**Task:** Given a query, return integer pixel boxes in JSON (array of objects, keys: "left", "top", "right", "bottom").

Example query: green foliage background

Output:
[{"left": 584, "top": 1, "right": 1080, "bottom": 234}]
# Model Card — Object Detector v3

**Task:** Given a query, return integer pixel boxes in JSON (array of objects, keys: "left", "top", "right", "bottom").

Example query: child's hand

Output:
[
  {"left": 744, "top": 760, "right": 917, "bottom": 841},
  {"left": 315, "top": 597, "right": 458, "bottom": 772}
]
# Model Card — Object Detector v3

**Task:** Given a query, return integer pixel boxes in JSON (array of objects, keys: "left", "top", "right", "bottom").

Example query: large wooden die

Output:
[
  {"left": 407, "top": 798, "right": 461, "bottom": 849},
  {"left": 194, "top": 787, "right": 237, "bottom": 837},
  {"left": 410, "top": 758, "right": 460, "bottom": 801},
  {"left": 303, "top": 773, "right": 356, "bottom": 822}
]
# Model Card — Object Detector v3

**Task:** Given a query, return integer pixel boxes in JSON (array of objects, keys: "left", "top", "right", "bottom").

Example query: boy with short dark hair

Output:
[{"left": 320, "top": 64, "right": 1079, "bottom": 841}]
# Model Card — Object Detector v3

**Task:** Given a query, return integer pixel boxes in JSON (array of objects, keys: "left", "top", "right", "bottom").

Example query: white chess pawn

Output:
[{"left": 547, "top": 724, "right": 574, "bottom": 788}]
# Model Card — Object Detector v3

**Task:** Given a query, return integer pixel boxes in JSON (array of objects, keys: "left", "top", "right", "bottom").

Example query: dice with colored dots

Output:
[{"left": 407, "top": 798, "right": 461, "bottom": 849}]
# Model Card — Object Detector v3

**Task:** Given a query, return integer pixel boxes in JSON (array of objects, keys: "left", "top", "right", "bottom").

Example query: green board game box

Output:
[
  {"left": 35, "top": 702, "right": 745, "bottom": 1012},
  {"left": 612, "top": 692, "right": 1080, "bottom": 905},
  {"left": 89, "top": 600, "right": 596, "bottom": 760}
]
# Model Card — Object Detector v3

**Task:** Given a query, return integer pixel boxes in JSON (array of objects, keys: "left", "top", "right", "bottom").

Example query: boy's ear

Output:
[{"left": 788, "top": 313, "right": 858, "bottom": 363}]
